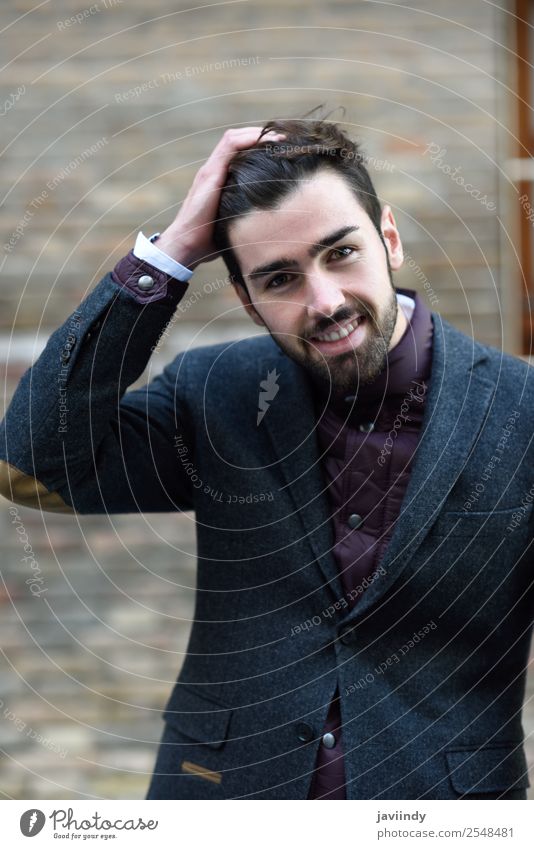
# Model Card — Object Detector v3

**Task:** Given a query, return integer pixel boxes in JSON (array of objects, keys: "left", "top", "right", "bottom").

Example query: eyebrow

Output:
[{"left": 246, "top": 225, "right": 361, "bottom": 282}]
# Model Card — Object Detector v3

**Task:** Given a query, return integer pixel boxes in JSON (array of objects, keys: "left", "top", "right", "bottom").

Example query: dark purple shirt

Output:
[{"left": 307, "top": 289, "right": 434, "bottom": 798}]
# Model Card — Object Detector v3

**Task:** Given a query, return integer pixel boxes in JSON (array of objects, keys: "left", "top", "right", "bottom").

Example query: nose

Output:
[{"left": 305, "top": 272, "right": 346, "bottom": 326}]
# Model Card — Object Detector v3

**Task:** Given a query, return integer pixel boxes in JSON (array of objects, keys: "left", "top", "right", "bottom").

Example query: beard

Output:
[{"left": 270, "top": 285, "right": 399, "bottom": 402}]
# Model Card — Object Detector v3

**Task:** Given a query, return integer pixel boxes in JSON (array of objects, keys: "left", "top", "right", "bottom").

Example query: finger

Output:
[
  {"left": 215, "top": 127, "right": 286, "bottom": 154},
  {"left": 200, "top": 128, "right": 287, "bottom": 184}
]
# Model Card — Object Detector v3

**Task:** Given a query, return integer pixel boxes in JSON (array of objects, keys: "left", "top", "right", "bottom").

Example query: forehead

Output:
[{"left": 229, "top": 169, "right": 371, "bottom": 275}]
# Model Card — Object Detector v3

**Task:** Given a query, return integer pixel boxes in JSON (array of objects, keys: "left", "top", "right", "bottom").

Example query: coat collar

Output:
[{"left": 256, "top": 314, "right": 495, "bottom": 610}]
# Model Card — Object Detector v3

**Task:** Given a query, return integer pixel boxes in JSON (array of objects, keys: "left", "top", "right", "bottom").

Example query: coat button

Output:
[
  {"left": 322, "top": 732, "right": 336, "bottom": 749},
  {"left": 84, "top": 319, "right": 101, "bottom": 345},
  {"left": 137, "top": 274, "right": 155, "bottom": 291},
  {"left": 295, "top": 722, "right": 314, "bottom": 743},
  {"left": 348, "top": 513, "right": 363, "bottom": 529},
  {"left": 339, "top": 627, "right": 356, "bottom": 646}
]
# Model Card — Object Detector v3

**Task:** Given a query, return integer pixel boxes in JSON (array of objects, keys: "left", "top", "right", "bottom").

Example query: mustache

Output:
[{"left": 308, "top": 304, "right": 374, "bottom": 337}]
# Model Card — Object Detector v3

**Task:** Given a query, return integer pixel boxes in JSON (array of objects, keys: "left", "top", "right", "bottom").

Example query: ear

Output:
[
  {"left": 380, "top": 204, "right": 403, "bottom": 271},
  {"left": 230, "top": 276, "right": 266, "bottom": 328}
]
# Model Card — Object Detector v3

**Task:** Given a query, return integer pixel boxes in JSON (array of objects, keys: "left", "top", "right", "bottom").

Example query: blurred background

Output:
[{"left": 1, "top": 0, "right": 533, "bottom": 799}]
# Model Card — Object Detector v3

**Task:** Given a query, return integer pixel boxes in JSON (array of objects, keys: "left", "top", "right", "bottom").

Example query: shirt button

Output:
[
  {"left": 348, "top": 513, "right": 363, "bottom": 529},
  {"left": 137, "top": 274, "right": 155, "bottom": 291},
  {"left": 358, "top": 421, "right": 375, "bottom": 432},
  {"left": 322, "top": 732, "right": 336, "bottom": 749},
  {"left": 295, "top": 722, "right": 314, "bottom": 743}
]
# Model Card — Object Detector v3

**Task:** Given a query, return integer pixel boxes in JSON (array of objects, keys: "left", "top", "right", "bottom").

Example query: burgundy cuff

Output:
[{"left": 111, "top": 250, "right": 188, "bottom": 305}]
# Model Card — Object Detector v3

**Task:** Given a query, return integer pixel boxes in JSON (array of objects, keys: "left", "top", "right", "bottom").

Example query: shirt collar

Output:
[{"left": 313, "top": 287, "right": 434, "bottom": 415}]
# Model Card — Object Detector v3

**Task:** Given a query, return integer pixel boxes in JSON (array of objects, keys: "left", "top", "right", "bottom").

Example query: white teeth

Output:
[{"left": 312, "top": 317, "right": 361, "bottom": 343}]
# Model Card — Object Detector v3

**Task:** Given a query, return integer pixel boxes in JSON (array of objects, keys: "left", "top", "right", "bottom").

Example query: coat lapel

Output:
[
  {"left": 257, "top": 345, "right": 346, "bottom": 603},
  {"left": 339, "top": 315, "right": 496, "bottom": 624},
  {"left": 257, "top": 316, "right": 496, "bottom": 616}
]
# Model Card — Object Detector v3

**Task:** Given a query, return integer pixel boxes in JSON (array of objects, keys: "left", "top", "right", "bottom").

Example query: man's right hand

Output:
[{"left": 153, "top": 127, "right": 285, "bottom": 271}]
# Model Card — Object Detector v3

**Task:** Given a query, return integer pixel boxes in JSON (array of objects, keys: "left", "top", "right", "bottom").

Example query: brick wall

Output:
[{"left": 2, "top": 0, "right": 532, "bottom": 800}]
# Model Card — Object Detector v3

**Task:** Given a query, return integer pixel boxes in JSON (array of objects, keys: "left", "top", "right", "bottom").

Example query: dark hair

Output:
[{"left": 214, "top": 108, "right": 385, "bottom": 292}]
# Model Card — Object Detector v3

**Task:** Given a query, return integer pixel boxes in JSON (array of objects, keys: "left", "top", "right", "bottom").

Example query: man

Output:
[{"left": 1, "top": 116, "right": 533, "bottom": 800}]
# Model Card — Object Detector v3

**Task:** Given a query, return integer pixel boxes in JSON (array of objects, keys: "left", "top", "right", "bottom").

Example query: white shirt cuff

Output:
[{"left": 133, "top": 231, "right": 194, "bottom": 281}]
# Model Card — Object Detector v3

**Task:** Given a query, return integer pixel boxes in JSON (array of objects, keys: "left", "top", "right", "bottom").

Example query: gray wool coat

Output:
[{"left": 1, "top": 271, "right": 533, "bottom": 799}]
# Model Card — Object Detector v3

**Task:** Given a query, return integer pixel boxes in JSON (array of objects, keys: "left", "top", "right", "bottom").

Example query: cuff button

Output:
[{"left": 137, "top": 274, "right": 155, "bottom": 291}]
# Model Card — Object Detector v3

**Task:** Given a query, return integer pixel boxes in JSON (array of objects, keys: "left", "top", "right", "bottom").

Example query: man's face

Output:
[{"left": 229, "top": 168, "right": 406, "bottom": 400}]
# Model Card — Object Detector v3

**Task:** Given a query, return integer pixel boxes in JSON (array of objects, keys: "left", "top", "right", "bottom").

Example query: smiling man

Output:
[
  {"left": 226, "top": 169, "right": 406, "bottom": 398},
  {"left": 1, "top": 115, "right": 533, "bottom": 801}
]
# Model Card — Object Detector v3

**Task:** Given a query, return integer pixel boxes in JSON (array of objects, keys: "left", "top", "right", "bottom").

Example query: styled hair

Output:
[{"left": 213, "top": 108, "right": 385, "bottom": 292}]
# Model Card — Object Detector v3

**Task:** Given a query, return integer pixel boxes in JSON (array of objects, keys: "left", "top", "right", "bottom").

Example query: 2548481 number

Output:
[{"left": 464, "top": 828, "right": 513, "bottom": 838}]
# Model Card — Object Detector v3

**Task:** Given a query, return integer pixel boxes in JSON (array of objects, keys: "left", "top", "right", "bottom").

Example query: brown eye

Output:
[
  {"left": 266, "top": 273, "right": 291, "bottom": 289},
  {"left": 330, "top": 246, "right": 356, "bottom": 260}
]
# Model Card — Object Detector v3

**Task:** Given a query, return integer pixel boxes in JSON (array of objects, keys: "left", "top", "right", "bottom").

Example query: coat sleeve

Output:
[{"left": 0, "top": 271, "right": 197, "bottom": 514}]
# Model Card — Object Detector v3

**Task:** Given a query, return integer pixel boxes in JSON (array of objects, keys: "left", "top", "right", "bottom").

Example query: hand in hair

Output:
[{"left": 153, "top": 127, "right": 285, "bottom": 271}]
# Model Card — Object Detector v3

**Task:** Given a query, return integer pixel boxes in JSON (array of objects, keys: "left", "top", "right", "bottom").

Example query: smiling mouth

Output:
[{"left": 309, "top": 315, "right": 366, "bottom": 343}]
